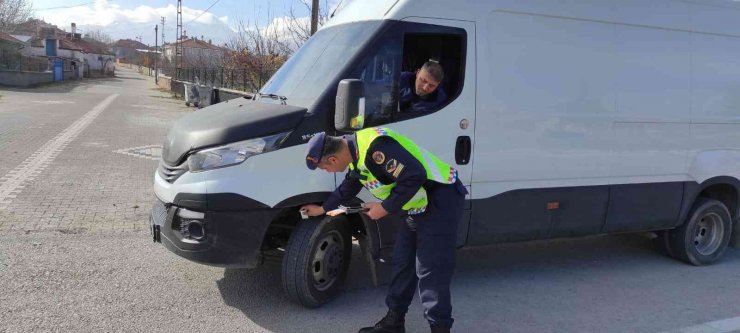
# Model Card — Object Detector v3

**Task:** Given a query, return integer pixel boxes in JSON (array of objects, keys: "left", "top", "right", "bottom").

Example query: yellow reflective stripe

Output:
[
  {"left": 420, "top": 150, "right": 445, "bottom": 182},
  {"left": 354, "top": 127, "right": 452, "bottom": 212},
  {"left": 401, "top": 188, "right": 428, "bottom": 211}
]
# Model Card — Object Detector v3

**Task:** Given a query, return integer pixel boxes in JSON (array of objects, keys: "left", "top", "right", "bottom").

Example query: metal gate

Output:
[{"left": 53, "top": 59, "right": 63, "bottom": 81}]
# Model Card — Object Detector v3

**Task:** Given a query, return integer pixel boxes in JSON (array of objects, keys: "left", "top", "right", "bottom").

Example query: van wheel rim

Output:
[
  {"left": 694, "top": 212, "right": 723, "bottom": 256},
  {"left": 312, "top": 230, "right": 344, "bottom": 291}
]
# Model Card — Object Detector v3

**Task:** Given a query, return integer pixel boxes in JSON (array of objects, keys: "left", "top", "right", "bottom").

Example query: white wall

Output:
[
  {"left": 21, "top": 46, "right": 47, "bottom": 57},
  {"left": 84, "top": 53, "right": 115, "bottom": 72}
]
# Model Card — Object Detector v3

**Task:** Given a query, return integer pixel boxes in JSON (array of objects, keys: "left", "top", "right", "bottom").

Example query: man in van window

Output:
[
  {"left": 399, "top": 61, "right": 447, "bottom": 113},
  {"left": 302, "top": 128, "right": 467, "bottom": 333}
]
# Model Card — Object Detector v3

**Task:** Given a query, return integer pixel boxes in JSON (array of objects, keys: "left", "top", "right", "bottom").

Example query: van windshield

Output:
[{"left": 259, "top": 21, "right": 383, "bottom": 108}]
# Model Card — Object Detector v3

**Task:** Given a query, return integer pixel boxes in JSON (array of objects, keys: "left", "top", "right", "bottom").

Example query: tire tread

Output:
[
  {"left": 282, "top": 216, "right": 351, "bottom": 307},
  {"left": 668, "top": 197, "right": 732, "bottom": 266}
]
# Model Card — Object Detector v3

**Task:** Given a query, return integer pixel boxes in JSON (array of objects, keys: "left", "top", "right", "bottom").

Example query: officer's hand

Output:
[
  {"left": 300, "top": 204, "right": 325, "bottom": 217},
  {"left": 362, "top": 202, "right": 388, "bottom": 220}
]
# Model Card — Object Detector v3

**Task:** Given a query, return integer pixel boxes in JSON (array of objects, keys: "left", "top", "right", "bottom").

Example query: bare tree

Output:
[
  {"left": 0, "top": 0, "right": 33, "bottom": 33},
  {"left": 84, "top": 29, "right": 114, "bottom": 45},
  {"left": 224, "top": 14, "right": 293, "bottom": 91},
  {"left": 286, "top": 0, "right": 328, "bottom": 50}
]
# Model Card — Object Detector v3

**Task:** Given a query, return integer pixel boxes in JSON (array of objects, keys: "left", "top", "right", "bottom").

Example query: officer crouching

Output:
[{"left": 301, "top": 127, "right": 467, "bottom": 333}]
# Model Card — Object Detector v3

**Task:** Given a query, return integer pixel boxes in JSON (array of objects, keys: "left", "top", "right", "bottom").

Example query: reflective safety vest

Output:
[{"left": 350, "top": 127, "right": 458, "bottom": 215}]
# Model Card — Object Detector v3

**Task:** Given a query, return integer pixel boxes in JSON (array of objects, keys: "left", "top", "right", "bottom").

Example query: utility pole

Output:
[
  {"left": 176, "top": 0, "right": 183, "bottom": 79},
  {"left": 310, "top": 0, "right": 319, "bottom": 35},
  {"left": 160, "top": 16, "right": 166, "bottom": 45},
  {"left": 155, "top": 25, "right": 159, "bottom": 84}
]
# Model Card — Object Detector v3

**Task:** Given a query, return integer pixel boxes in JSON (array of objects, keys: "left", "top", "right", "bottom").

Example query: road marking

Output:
[
  {"left": 112, "top": 145, "right": 162, "bottom": 161},
  {"left": 0, "top": 94, "right": 119, "bottom": 210},
  {"left": 662, "top": 316, "right": 740, "bottom": 333},
  {"left": 31, "top": 100, "right": 75, "bottom": 105}
]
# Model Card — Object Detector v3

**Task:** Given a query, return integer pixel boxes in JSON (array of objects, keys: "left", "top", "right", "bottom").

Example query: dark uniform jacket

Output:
[{"left": 322, "top": 134, "right": 430, "bottom": 214}]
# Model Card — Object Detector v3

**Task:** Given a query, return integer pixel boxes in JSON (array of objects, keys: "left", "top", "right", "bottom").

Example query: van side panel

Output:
[
  {"left": 474, "top": 12, "right": 615, "bottom": 190},
  {"left": 688, "top": 26, "right": 740, "bottom": 184},
  {"left": 609, "top": 26, "right": 691, "bottom": 182},
  {"left": 469, "top": 186, "right": 609, "bottom": 245},
  {"left": 469, "top": 2, "right": 740, "bottom": 244}
]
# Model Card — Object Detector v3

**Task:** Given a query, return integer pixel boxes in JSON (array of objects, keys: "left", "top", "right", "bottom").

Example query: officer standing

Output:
[{"left": 302, "top": 127, "right": 467, "bottom": 333}]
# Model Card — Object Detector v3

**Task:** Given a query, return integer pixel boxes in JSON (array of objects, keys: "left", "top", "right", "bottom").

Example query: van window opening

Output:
[{"left": 355, "top": 29, "right": 466, "bottom": 128}]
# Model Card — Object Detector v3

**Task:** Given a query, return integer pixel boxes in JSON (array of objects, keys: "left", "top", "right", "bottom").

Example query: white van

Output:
[{"left": 151, "top": 0, "right": 740, "bottom": 307}]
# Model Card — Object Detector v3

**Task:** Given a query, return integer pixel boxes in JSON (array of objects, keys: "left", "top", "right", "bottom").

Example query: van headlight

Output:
[{"left": 187, "top": 132, "right": 290, "bottom": 172}]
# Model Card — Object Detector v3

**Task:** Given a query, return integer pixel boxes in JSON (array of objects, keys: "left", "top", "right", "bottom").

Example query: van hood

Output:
[{"left": 162, "top": 99, "right": 307, "bottom": 165}]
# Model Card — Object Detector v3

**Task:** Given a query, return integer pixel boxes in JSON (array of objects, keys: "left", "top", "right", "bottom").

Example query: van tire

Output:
[
  {"left": 282, "top": 215, "right": 352, "bottom": 308},
  {"left": 669, "top": 198, "right": 732, "bottom": 266}
]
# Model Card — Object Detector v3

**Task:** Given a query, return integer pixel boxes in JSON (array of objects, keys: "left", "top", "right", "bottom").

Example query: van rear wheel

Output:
[
  {"left": 282, "top": 216, "right": 351, "bottom": 307},
  {"left": 669, "top": 198, "right": 732, "bottom": 266}
]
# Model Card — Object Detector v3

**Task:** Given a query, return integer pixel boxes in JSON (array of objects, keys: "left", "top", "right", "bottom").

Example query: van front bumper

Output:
[{"left": 150, "top": 196, "right": 279, "bottom": 268}]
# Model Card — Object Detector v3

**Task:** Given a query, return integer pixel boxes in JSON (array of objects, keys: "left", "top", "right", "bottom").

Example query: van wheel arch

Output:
[
  {"left": 265, "top": 194, "right": 367, "bottom": 250},
  {"left": 698, "top": 181, "right": 740, "bottom": 221},
  {"left": 677, "top": 177, "right": 740, "bottom": 227}
]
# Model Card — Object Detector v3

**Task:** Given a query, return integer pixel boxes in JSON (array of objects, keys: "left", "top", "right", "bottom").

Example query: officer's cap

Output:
[{"left": 305, "top": 132, "right": 327, "bottom": 170}]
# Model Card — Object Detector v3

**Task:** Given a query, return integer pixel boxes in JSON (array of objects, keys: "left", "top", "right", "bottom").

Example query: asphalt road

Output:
[{"left": 1, "top": 68, "right": 739, "bottom": 333}]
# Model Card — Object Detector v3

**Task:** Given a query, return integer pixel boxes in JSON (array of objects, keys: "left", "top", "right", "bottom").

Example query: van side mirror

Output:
[{"left": 335, "top": 79, "right": 365, "bottom": 131}]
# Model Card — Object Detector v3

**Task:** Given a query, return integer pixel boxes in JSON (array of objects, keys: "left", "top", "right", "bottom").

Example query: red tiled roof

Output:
[
  {"left": 59, "top": 37, "right": 113, "bottom": 55},
  {"left": 0, "top": 31, "right": 22, "bottom": 44},
  {"left": 177, "top": 38, "right": 223, "bottom": 50},
  {"left": 59, "top": 38, "right": 88, "bottom": 52}
]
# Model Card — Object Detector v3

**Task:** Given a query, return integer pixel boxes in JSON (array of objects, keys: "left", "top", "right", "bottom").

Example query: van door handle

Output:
[{"left": 455, "top": 136, "right": 471, "bottom": 165}]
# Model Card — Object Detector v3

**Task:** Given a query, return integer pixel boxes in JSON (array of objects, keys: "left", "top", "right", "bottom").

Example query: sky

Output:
[{"left": 29, "top": 0, "right": 340, "bottom": 46}]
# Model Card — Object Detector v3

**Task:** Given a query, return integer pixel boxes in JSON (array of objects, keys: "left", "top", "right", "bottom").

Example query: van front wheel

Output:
[
  {"left": 669, "top": 198, "right": 732, "bottom": 266},
  {"left": 282, "top": 216, "right": 351, "bottom": 307}
]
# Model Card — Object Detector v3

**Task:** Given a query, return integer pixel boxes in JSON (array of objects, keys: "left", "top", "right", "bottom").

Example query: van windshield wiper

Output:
[{"left": 257, "top": 93, "right": 288, "bottom": 105}]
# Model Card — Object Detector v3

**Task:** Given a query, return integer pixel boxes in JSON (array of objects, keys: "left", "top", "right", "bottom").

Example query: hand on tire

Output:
[{"left": 300, "top": 204, "right": 325, "bottom": 217}]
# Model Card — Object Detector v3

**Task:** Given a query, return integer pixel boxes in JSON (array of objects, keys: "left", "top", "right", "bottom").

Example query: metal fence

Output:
[
  {"left": 159, "top": 67, "right": 272, "bottom": 92},
  {"left": 0, "top": 51, "right": 49, "bottom": 72}
]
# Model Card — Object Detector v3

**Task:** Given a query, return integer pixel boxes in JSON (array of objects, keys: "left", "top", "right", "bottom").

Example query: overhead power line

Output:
[
  {"left": 186, "top": 0, "right": 221, "bottom": 26},
  {"left": 36, "top": 2, "right": 95, "bottom": 11}
]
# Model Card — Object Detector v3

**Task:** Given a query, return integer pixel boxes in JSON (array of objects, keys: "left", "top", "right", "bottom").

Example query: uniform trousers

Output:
[{"left": 385, "top": 180, "right": 466, "bottom": 328}]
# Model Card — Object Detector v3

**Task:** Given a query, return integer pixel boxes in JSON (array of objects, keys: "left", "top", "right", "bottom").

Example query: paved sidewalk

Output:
[{"left": 0, "top": 68, "right": 189, "bottom": 233}]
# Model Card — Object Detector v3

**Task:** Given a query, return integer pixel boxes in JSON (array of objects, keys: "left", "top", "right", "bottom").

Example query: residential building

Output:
[
  {"left": 112, "top": 39, "right": 149, "bottom": 64},
  {"left": 163, "top": 36, "right": 226, "bottom": 68}
]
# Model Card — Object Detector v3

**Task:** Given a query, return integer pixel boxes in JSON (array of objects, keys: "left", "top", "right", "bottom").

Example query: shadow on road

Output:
[
  {"left": 215, "top": 233, "right": 740, "bottom": 332},
  {"left": 215, "top": 242, "right": 395, "bottom": 332},
  {"left": 0, "top": 76, "right": 127, "bottom": 93}
]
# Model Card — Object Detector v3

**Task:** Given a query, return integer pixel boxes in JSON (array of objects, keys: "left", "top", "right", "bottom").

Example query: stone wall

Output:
[{"left": 0, "top": 70, "right": 53, "bottom": 87}]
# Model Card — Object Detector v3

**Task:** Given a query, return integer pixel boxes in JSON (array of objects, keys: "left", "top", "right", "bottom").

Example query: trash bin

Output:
[{"left": 184, "top": 77, "right": 201, "bottom": 108}]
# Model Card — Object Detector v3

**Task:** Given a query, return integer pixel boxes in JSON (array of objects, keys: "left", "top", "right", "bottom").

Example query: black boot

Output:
[
  {"left": 358, "top": 310, "right": 406, "bottom": 333},
  {"left": 430, "top": 325, "right": 450, "bottom": 333}
]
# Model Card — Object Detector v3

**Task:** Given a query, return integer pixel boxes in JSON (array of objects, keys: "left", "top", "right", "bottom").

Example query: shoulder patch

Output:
[
  {"left": 392, "top": 164, "right": 405, "bottom": 178},
  {"left": 372, "top": 151, "right": 385, "bottom": 164},
  {"left": 385, "top": 159, "right": 399, "bottom": 173}
]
